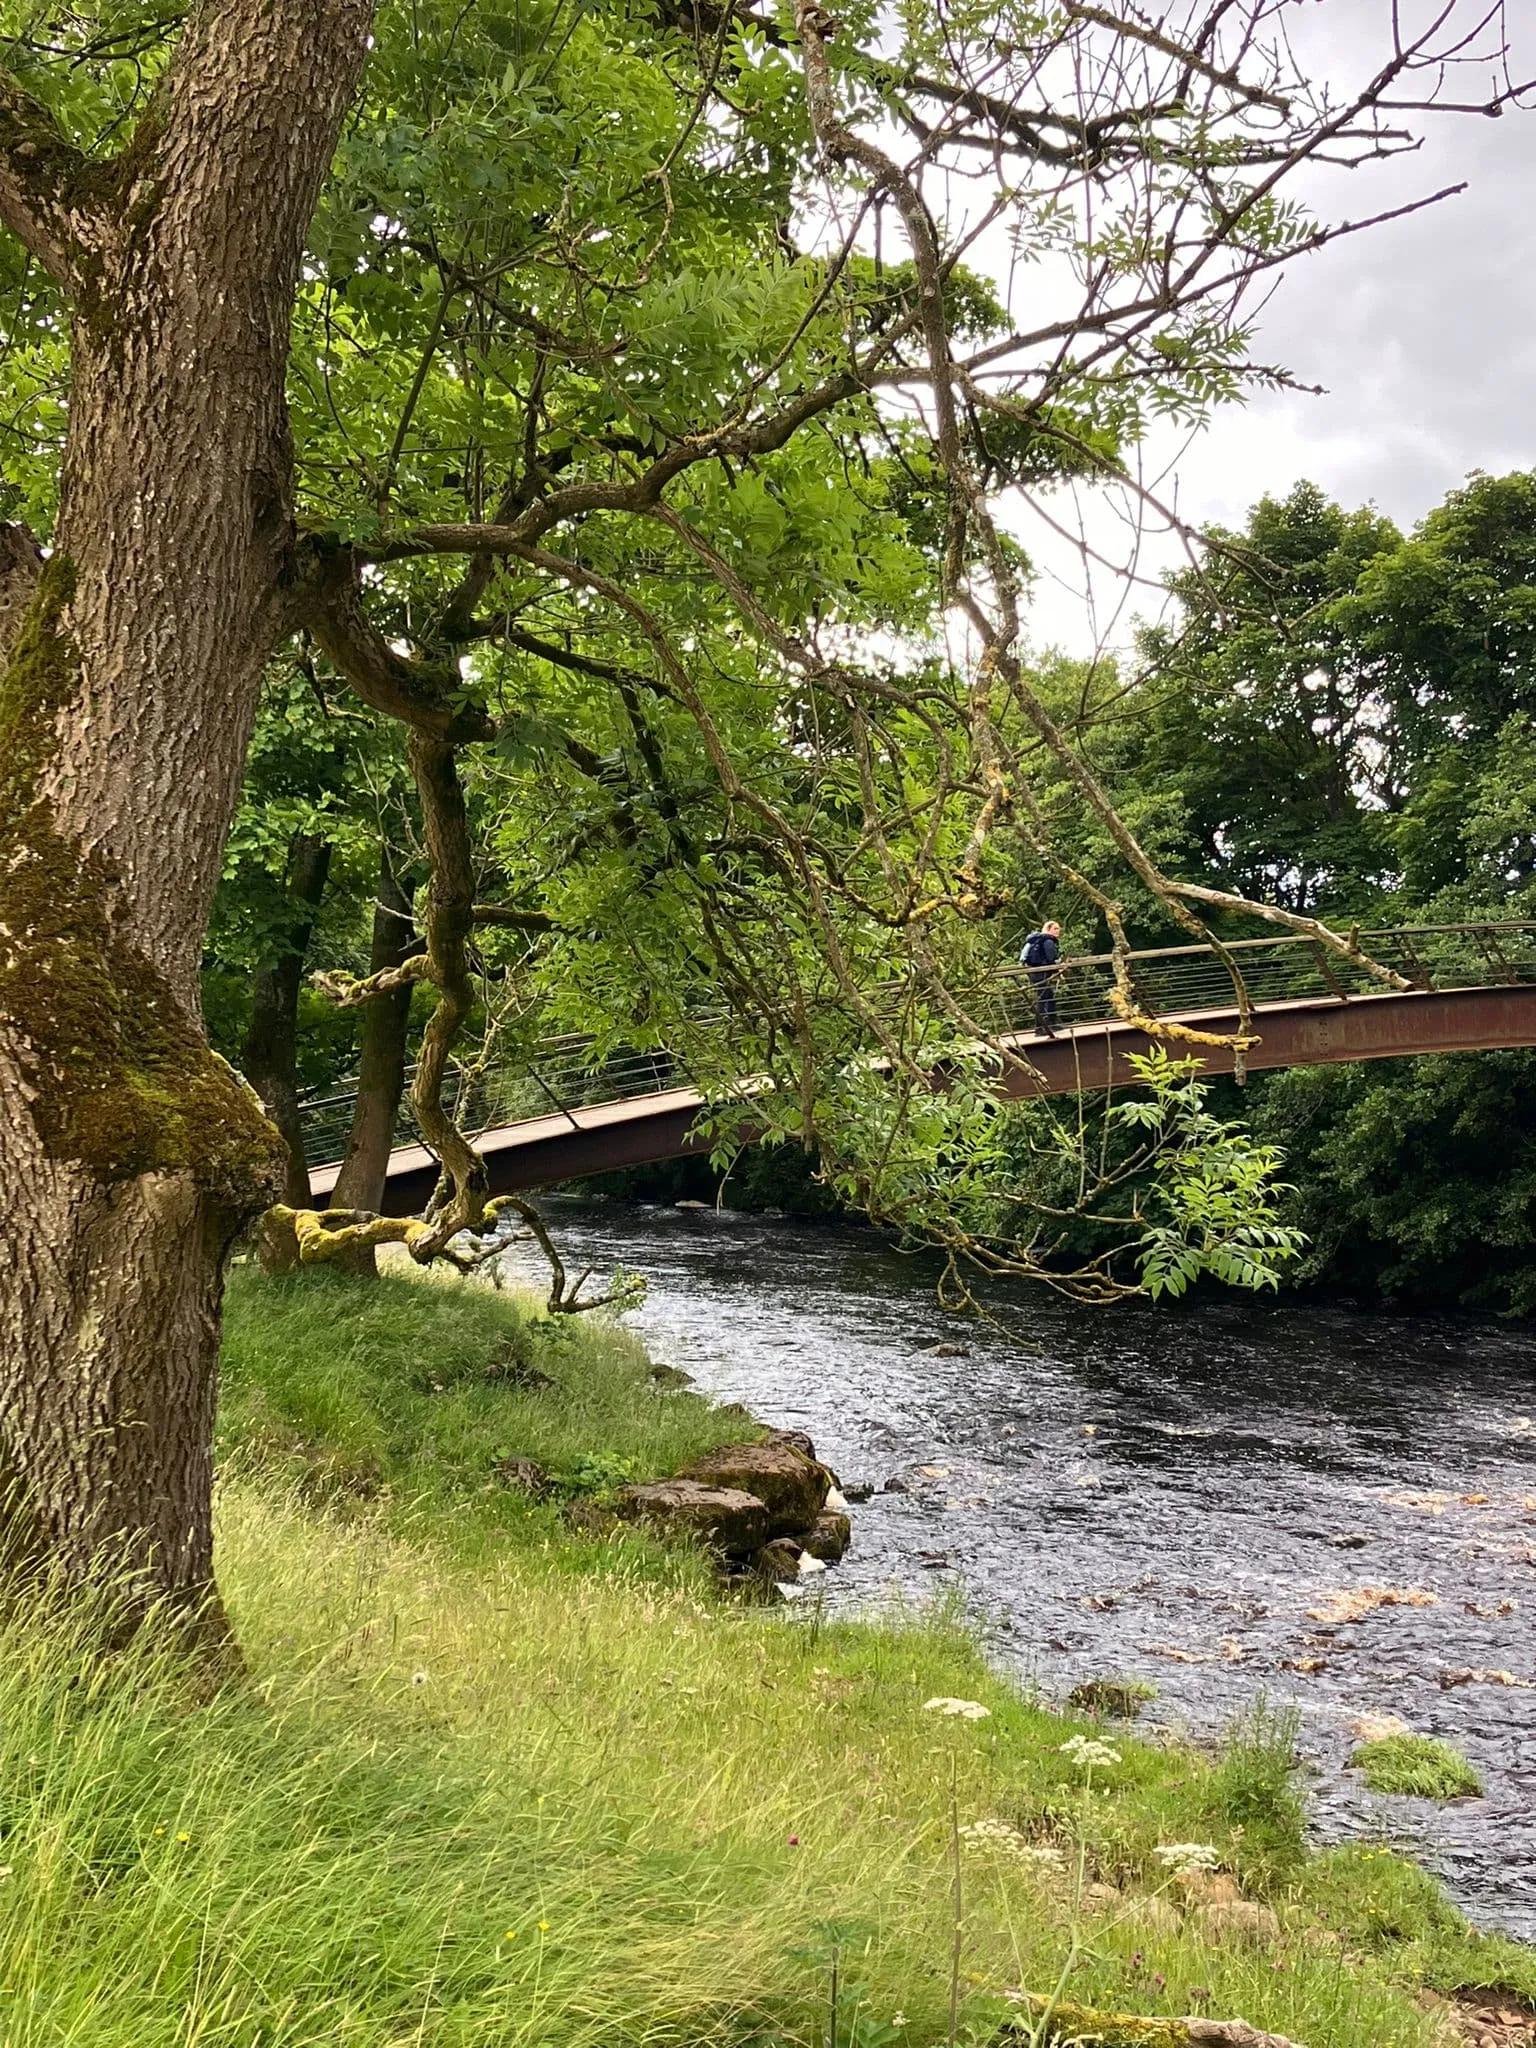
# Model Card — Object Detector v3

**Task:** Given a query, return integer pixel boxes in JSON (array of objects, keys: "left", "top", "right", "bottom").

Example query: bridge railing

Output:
[
  {"left": 975, "top": 920, "right": 1536, "bottom": 1038},
  {"left": 299, "top": 920, "right": 1536, "bottom": 1166}
]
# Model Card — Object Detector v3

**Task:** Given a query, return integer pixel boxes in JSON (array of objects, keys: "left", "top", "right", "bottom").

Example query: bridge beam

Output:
[
  {"left": 309, "top": 982, "right": 1536, "bottom": 1207},
  {"left": 993, "top": 983, "right": 1536, "bottom": 1097}
]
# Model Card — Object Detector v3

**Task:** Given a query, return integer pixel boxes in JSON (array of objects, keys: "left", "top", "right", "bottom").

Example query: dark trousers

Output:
[{"left": 1029, "top": 969, "right": 1058, "bottom": 1032}]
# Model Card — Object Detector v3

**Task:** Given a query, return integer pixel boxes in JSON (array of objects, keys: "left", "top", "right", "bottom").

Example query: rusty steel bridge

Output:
[{"left": 303, "top": 921, "right": 1536, "bottom": 1213}]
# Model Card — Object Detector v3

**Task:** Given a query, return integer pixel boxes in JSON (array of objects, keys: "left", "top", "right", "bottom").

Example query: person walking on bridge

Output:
[{"left": 1022, "top": 920, "right": 1063, "bottom": 1037}]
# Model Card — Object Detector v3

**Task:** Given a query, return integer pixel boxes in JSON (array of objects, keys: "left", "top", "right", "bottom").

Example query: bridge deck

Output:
[{"left": 309, "top": 979, "right": 1536, "bottom": 1210}]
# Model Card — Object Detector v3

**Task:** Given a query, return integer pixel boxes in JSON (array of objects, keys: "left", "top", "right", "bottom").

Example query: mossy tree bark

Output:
[
  {"left": 244, "top": 833, "right": 333, "bottom": 1210},
  {"left": 0, "top": 0, "right": 374, "bottom": 1632}
]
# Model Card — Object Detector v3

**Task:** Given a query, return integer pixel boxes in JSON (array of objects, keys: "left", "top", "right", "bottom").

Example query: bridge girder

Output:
[{"left": 308, "top": 982, "right": 1536, "bottom": 1210}]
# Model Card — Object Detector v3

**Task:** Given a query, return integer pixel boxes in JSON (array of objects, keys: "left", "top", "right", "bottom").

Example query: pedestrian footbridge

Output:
[{"left": 304, "top": 922, "right": 1536, "bottom": 1212}]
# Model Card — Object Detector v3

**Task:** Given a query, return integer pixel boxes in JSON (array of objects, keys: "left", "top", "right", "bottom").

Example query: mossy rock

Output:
[
  {"left": 1348, "top": 1734, "right": 1482, "bottom": 1800},
  {"left": 1069, "top": 1677, "right": 1158, "bottom": 1720}
]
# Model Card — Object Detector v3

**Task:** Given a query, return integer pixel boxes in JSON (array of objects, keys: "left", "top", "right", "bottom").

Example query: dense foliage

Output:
[
  {"left": 78, "top": 0, "right": 1512, "bottom": 1310},
  {"left": 567, "top": 471, "right": 1536, "bottom": 1313},
  {"left": 1071, "top": 473, "right": 1536, "bottom": 1313}
]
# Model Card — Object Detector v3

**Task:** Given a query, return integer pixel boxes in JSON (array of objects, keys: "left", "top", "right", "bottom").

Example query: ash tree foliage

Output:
[{"left": 0, "top": 0, "right": 1528, "bottom": 1615}]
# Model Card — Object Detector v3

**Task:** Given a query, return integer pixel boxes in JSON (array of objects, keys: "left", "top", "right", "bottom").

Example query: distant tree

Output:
[
  {"left": 1100, "top": 468, "right": 1536, "bottom": 1310},
  {"left": 1342, "top": 471, "right": 1536, "bottom": 906},
  {"left": 1130, "top": 484, "right": 1405, "bottom": 917}
]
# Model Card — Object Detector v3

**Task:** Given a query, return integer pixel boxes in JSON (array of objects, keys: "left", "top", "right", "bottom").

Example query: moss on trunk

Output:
[{"left": 0, "top": 560, "right": 284, "bottom": 1209}]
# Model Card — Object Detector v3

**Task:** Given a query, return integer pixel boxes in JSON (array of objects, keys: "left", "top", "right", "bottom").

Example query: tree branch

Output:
[
  {"left": 296, "top": 547, "right": 496, "bottom": 743},
  {"left": 471, "top": 903, "right": 557, "bottom": 933},
  {"left": 0, "top": 67, "right": 104, "bottom": 284}
]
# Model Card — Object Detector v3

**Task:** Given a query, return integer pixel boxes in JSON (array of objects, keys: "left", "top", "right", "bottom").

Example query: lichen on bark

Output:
[{"left": 0, "top": 558, "right": 285, "bottom": 1209}]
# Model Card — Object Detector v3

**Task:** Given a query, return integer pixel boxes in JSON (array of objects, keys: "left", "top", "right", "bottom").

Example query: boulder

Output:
[
  {"left": 614, "top": 1480, "right": 769, "bottom": 1560},
  {"left": 764, "top": 1427, "right": 819, "bottom": 1460},
  {"left": 763, "top": 1427, "right": 844, "bottom": 1493},
  {"left": 802, "top": 1509, "right": 852, "bottom": 1562},
  {"left": 1199, "top": 1898, "right": 1281, "bottom": 1947},
  {"left": 681, "top": 1441, "right": 830, "bottom": 1540},
  {"left": 754, "top": 1538, "right": 806, "bottom": 1583}
]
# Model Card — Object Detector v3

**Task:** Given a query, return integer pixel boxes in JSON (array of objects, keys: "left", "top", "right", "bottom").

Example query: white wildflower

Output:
[
  {"left": 1015, "top": 1844, "right": 1068, "bottom": 1871},
  {"left": 959, "top": 1820, "right": 1066, "bottom": 1870},
  {"left": 923, "top": 1696, "right": 991, "bottom": 1720},
  {"left": 1153, "top": 1842, "right": 1221, "bottom": 1874},
  {"left": 960, "top": 1817, "right": 1024, "bottom": 1847},
  {"left": 1059, "top": 1734, "right": 1121, "bottom": 1770}
]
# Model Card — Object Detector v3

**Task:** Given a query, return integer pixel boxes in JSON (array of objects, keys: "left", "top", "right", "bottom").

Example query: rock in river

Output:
[{"left": 802, "top": 1509, "right": 852, "bottom": 1562}]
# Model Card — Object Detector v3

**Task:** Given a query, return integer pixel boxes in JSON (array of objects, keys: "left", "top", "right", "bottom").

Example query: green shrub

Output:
[
  {"left": 1203, "top": 1699, "right": 1306, "bottom": 1886},
  {"left": 1349, "top": 1735, "right": 1483, "bottom": 1801}
]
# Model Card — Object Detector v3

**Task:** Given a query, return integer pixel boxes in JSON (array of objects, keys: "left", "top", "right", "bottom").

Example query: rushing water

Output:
[{"left": 499, "top": 1199, "right": 1536, "bottom": 1940}]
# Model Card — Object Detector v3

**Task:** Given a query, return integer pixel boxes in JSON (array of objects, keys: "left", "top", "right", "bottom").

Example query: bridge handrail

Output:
[{"left": 1007, "top": 919, "right": 1536, "bottom": 975}]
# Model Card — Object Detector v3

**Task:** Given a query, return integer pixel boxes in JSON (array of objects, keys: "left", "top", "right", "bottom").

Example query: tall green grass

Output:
[
  {"left": 219, "top": 1263, "right": 758, "bottom": 1562},
  {"left": 0, "top": 1267, "right": 1525, "bottom": 2048}
]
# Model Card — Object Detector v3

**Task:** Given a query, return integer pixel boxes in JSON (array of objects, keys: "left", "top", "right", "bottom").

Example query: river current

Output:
[{"left": 499, "top": 1199, "right": 1536, "bottom": 1940}]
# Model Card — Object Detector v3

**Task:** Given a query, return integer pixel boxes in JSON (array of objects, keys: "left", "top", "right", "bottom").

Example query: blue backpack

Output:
[{"left": 1022, "top": 931, "right": 1057, "bottom": 968}]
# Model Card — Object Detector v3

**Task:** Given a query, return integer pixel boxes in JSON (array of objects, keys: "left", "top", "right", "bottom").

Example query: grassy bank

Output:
[{"left": 3, "top": 1267, "right": 1530, "bottom": 2047}]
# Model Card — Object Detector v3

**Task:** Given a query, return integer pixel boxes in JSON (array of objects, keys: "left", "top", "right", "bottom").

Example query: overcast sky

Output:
[{"left": 1018, "top": 4, "right": 1536, "bottom": 654}]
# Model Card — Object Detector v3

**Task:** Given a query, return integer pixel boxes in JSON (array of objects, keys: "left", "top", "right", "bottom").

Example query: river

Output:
[{"left": 498, "top": 1198, "right": 1536, "bottom": 1940}]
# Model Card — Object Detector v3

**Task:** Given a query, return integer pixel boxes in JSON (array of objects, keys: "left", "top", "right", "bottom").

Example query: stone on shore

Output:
[
  {"left": 754, "top": 1537, "right": 806, "bottom": 1583},
  {"left": 614, "top": 1480, "right": 769, "bottom": 1560},
  {"left": 681, "top": 1441, "right": 831, "bottom": 1539},
  {"left": 495, "top": 1455, "right": 554, "bottom": 1499}
]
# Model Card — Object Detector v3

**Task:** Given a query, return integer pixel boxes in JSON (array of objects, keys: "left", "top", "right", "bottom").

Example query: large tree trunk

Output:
[
  {"left": 327, "top": 844, "right": 416, "bottom": 1274},
  {"left": 244, "top": 833, "right": 333, "bottom": 1208},
  {"left": 0, "top": 0, "right": 374, "bottom": 1631}
]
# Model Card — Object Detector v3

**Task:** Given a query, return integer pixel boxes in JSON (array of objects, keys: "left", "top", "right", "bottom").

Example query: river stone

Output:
[
  {"left": 763, "top": 1427, "right": 818, "bottom": 1461},
  {"left": 614, "top": 1480, "right": 769, "bottom": 1560},
  {"left": 763, "top": 1427, "right": 845, "bottom": 1491},
  {"left": 648, "top": 1363, "right": 695, "bottom": 1389},
  {"left": 681, "top": 1442, "right": 830, "bottom": 1539},
  {"left": 802, "top": 1509, "right": 851, "bottom": 1563},
  {"left": 754, "top": 1537, "right": 805, "bottom": 1583}
]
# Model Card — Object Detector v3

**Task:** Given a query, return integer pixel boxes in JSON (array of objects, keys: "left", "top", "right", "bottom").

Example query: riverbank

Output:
[
  {"left": 13, "top": 1265, "right": 1531, "bottom": 2047},
  {"left": 498, "top": 1199, "right": 1536, "bottom": 1941}
]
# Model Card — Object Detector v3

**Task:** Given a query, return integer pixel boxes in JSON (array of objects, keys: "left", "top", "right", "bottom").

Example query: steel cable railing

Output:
[{"left": 299, "top": 921, "right": 1536, "bottom": 1169}]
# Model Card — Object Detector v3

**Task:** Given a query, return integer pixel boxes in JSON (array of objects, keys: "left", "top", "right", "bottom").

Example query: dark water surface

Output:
[{"left": 500, "top": 1201, "right": 1536, "bottom": 1939}]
